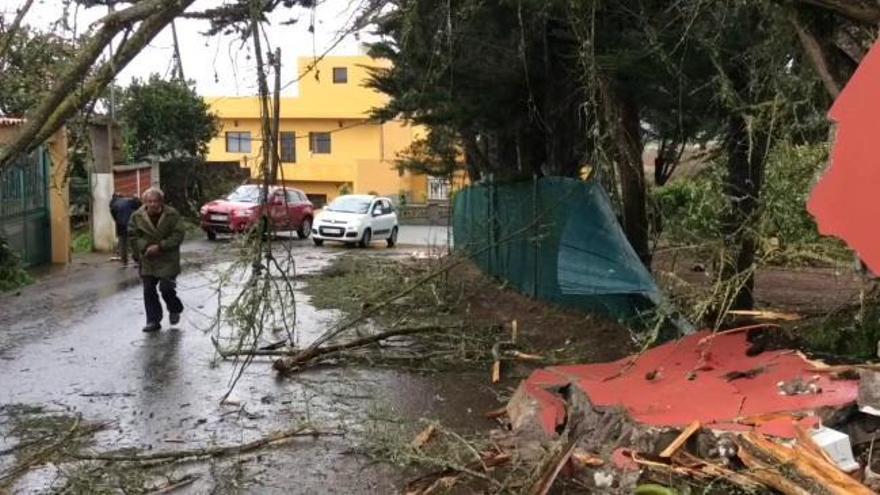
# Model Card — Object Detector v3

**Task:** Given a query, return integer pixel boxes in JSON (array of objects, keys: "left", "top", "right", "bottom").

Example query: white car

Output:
[{"left": 312, "top": 195, "right": 399, "bottom": 248}]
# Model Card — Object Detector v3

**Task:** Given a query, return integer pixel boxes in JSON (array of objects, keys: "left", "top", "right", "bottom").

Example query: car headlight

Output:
[{"left": 200, "top": 206, "right": 208, "bottom": 215}]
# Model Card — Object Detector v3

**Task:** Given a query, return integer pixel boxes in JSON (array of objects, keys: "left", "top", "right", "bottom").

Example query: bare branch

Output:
[{"left": 794, "top": 0, "right": 880, "bottom": 24}]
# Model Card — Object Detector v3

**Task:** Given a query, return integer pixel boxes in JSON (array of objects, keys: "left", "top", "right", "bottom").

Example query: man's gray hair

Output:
[{"left": 142, "top": 187, "right": 164, "bottom": 201}]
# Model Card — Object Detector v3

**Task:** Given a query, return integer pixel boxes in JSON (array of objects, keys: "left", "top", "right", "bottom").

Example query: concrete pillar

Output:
[{"left": 88, "top": 125, "right": 117, "bottom": 253}]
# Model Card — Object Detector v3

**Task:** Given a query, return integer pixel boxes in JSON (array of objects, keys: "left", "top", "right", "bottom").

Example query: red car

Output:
[{"left": 200, "top": 184, "right": 314, "bottom": 240}]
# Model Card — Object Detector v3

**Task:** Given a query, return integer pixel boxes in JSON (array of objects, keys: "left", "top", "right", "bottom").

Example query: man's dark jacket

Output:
[{"left": 110, "top": 196, "right": 142, "bottom": 235}]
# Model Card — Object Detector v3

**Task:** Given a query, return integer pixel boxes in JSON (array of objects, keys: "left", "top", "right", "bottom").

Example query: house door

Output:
[{"left": 0, "top": 148, "right": 50, "bottom": 267}]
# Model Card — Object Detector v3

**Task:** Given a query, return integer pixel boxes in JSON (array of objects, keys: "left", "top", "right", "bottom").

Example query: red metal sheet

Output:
[
  {"left": 808, "top": 41, "right": 880, "bottom": 274},
  {"left": 518, "top": 330, "right": 858, "bottom": 438}
]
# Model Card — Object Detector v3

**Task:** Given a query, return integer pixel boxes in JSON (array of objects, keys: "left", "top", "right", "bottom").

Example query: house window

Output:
[
  {"left": 280, "top": 132, "right": 296, "bottom": 162},
  {"left": 226, "top": 132, "right": 252, "bottom": 153},
  {"left": 309, "top": 132, "right": 331, "bottom": 154},
  {"left": 332, "top": 67, "right": 348, "bottom": 84},
  {"left": 428, "top": 176, "right": 451, "bottom": 201}
]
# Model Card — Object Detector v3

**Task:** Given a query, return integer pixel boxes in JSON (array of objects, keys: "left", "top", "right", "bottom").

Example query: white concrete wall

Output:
[{"left": 91, "top": 172, "right": 116, "bottom": 252}]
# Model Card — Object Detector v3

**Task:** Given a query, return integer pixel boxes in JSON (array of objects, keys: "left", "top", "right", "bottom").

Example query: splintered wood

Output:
[
  {"left": 735, "top": 432, "right": 875, "bottom": 495},
  {"left": 631, "top": 427, "right": 876, "bottom": 495},
  {"left": 411, "top": 425, "right": 437, "bottom": 450},
  {"left": 659, "top": 421, "right": 701, "bottom": 458}
]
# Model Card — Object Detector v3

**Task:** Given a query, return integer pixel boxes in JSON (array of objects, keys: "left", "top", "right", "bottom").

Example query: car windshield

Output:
[
  {"left": 226, "top": 185, "right": 261, "bottom": 203},
  {"left": 326, "top": 196, "right": 371, "bottom": 214}
]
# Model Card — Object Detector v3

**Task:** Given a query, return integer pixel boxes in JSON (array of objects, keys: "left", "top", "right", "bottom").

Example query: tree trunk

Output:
[
  {"left": 615, "top": 92, "right": 651, "bottom": 268},
  {"left": 461, "top": 130, "right": 484, "bottom": 182},
  {"left": 722, "top": 114, "right": 769, "bottom": 310}
]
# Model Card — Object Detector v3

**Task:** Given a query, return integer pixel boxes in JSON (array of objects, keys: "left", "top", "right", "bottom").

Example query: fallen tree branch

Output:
[
  {"left": 145, "top": 473, "right": 201, "bottom": 494},
  {"left": 271, "top": 324, "right": 464, "bottom": 371},
  {"left": 275, "top": 219, "right": 546, "bottom": 374},
  {"left": 0, "top": 418, "right": 111, "bottom": 487},
  {"left": 214, "top": 324, "right": 460, "bottom": 360},
  {"left": 0, "top": 0, "right": 196, "bottom": 168},
  {"left": 71, "top": 426, "right": 338, "bottom": 462}
]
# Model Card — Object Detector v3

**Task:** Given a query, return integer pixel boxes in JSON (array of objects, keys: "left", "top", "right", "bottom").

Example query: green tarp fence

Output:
[{"left": 453, "top": 177, "right": 660, "bottom": 324}]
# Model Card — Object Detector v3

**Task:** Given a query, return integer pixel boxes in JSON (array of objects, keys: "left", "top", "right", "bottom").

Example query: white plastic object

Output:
[{"left": 810, "top": 426, "right": 860, "bottom": 473}]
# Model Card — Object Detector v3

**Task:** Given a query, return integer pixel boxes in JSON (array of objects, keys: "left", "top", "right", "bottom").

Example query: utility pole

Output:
[
  {"left": 171, "top": 20, "right": 185, "bottom": 82},
  {"left": 270, "top": 48, "right": 281, "bottom": 185}
]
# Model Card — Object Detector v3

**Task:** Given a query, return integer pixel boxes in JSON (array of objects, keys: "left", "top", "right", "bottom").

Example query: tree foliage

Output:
[
  {"left": 117, "top": 75, "right": 219, "bottom": 161},
  {"left": 0, "top": 27, "right": 78, "bottom": 117}
]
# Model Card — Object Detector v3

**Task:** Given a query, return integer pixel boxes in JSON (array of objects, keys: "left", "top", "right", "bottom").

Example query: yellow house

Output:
[{"left": 205, "top": 55, "right": 441, "bottom": 207}]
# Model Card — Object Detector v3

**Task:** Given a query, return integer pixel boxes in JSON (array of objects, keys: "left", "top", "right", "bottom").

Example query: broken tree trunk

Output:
[{"left": 736, "top": 431, "right": 874, "bottom": 495}]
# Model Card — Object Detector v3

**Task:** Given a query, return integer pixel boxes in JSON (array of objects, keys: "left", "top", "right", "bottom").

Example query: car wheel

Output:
[
  {"left": 206, "top": 230, "right": 217, "bottom": 241},
  {"left": 313, "top": 238, "right": 324, "bottom": 247},
  {"left": 297, "top": 218, "right": 312, "bottom": 239},
  {"left": 387, "top": 226, "right": 398, "bottom": 247},
  {"left": 359, "top": 228, "right": 372, "bottom": 248}
]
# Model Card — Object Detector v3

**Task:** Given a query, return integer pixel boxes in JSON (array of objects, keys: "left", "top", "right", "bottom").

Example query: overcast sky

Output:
[{"left": 0, "top": 0, "right": 377, "bottom": 96}]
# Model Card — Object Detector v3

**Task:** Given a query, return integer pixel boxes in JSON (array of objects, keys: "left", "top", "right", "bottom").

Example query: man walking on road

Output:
[
  {"left": 109, "top": 193, "right": 141, "bottom": 266},
  {"left": 128, "top": 188, "right": 185, "bottom": 332}
]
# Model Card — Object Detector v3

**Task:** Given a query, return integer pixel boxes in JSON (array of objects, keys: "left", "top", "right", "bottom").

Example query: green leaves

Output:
[
  {"left": 0, "top": 27, "right": 77, "bottom": 117},
  {"left": 117, "top": 75, "right": 219, "bottom": 161}
]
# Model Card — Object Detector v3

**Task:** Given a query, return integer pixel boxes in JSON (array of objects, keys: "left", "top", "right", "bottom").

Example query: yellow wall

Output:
[{"left": 205, "top": 55, "right": 436, "bottom": 204}]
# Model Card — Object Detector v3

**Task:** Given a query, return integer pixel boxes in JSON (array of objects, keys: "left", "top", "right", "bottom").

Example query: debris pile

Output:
[{"left": 490, "top": 326, "right": 880, "bottom": 493}]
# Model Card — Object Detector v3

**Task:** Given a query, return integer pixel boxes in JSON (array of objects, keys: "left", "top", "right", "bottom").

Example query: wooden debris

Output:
[
  {"left": 571, "top": 449, "right": 604, "bottom": 468},
  {"left": 404, "top": 450, "right": 509, "bottom": 495},
  {"left": 72, "top": 426, "right": 337, "bottom": 462},
  {"left": 631, "top": 449, "right": 763, "bottom": 491},
  {"left": 736, "top": 431, "right": 875, "bottom": 495},
  {"left": 411, "top": 425, "right": 437, "bottom": 450},
  {"left": 728, "top": 309, "right": 802, "bottom": 321},
  {"left": 266, "top": 325, "right": 459, "bottom": 368},
  {"left": 794, "top": 424, "right": 838, "bottom": 467},
  {"left": 511, "top": 350, "right": 544, "bottom": 362},
  {"left": 511, "top": 319, "right": 518, "bottom": 343},
  {"left": 659, "top": 421, "right": 701, "bottom": 458},
  {"left": 491, "top": 360, "right": 501, "bottom": 384},
  {"left": 810, "top": 363, "right": 880, "bottom": 374},
  {"left": 484, "top": 406, "right": 508, "bottom": 419},
  {"left": 527, "top": 438, "right": 580, "bottom": 495},
  {"left": 696, "top": 323, "right": 781, "bottom": 346}
]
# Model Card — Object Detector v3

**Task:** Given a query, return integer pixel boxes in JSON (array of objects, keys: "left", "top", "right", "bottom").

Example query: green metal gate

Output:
[{"left": 0, "top": 148, "right": 50, "bottom": 267}]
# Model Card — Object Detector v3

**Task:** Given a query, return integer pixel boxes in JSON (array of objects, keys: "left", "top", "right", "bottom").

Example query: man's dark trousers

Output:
[
  {"left": 142, "top": 275, "right": 183, "bottom": 324},
  {"left": 117, "top": 230, "right": 129, "bottom": 264}
]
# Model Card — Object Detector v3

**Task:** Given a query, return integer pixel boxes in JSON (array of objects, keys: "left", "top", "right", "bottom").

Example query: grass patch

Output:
[{"left": 71, "top": 230, "right": 92, "bottom": 254}]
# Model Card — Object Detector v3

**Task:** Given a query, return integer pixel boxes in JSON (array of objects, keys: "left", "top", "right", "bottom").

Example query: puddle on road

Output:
[{"left": 0, "top": 246, "right": 498, "bottom": 493}]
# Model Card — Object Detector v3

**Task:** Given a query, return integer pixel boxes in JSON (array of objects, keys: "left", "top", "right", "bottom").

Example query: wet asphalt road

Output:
[{"left": 0, "top": 230, "right": 495, "bottom": 494}]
